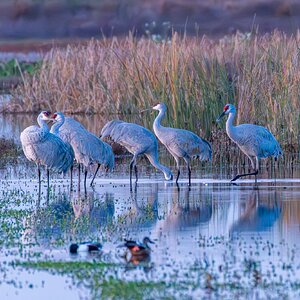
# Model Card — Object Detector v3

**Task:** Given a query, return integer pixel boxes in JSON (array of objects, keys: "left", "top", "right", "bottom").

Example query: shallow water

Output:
[
  {"left": 0, "top": 158, "right": 300, "bottom": 299},
  {"left": 0, "top": 112, "right": 300, "bottom": 298}
]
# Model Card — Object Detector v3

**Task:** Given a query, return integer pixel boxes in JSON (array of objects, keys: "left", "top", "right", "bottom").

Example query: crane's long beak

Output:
[
  {"left": 149, "top": 239, "right": 155, "bottom": 244},
  {"left": 140, "top": 108, "right": 152, "bottom": 113},
  {"left": 216, "top": 111, "right": 226, "bottom": 122}
]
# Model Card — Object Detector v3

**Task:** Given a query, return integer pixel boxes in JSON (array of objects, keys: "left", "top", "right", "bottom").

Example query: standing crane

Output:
[
  {"left": 217, "top": 103, "right": 283, "bottom": 182},
  {"left": 100, "top": 120, "right": 173, "bottom": 186},
  {"left": 20, "top": 111, "right": 74, "bottom": 189},
  {"left": 152, "top": 103, "right": 212, "bottom": 186},
  {"left": 50, "top": 112, "right": 114, "bottom": 190}
]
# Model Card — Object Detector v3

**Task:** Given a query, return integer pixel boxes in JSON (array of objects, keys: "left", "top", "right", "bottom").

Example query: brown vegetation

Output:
[{"left": 5, "top": 31, "right": 300, "bottom": 162}]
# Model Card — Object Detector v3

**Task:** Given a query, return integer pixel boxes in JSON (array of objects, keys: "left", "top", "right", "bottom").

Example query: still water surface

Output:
[{"left": 0, "top": 113, "right": 299, "bottom": 299}]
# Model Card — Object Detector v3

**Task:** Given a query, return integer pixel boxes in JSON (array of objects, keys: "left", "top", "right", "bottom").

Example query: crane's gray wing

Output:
[
  {"left": 236, "top": 124, "right": 282, "bottom": 158},
  {"left": 20, "top": 125, "right": 45, "bottom": 146},
  {"left": 22, "top": 132, "right": 74, "bottom": 172},
  {"left": 158, "top": 127, "right": 211, "bottom": 160},
  {"left": 20, "top": 125, "right": 49, "bottom": 162},
  {"left": 101, "top": 120, "right": 156, "bottom": 154},
  {"left": 59, "top": 121, "right": 109, "bottom": 167}
]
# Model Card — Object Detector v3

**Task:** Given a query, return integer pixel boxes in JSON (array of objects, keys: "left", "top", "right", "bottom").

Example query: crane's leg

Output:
[
  {"left": 129, "top": 155, "right": 137, "bottom": 187},
  {"left": 70, "top": 165, "right": 73, "bottom": 191},
  {"left": 231, "top": 170, "right": 258, "bottom": 182},
  {"left": 130, "top": 160, "right": 133, "bottom": 186},
  {"left": 183, "top": 157, "right": 191, "bottom": 186},
  {"left": 38, "top": 166, "right": 41, "bottom": 186},
  {"left": 37, "top": 165, "right": 41, "bottom": 206},
  {"left": 273, "top": 157, "right": 278, "bottom": 181},
  {"left": 47, "top": 169, "right": 50, "bottom": 191},
  {"left": 90, "top": 164, "right": 100, "bottom": 187},
  {"left": 188, "top": 165, "right": 192, "bottom": 186},
  {"left": 175, "top": 157, "right": 180, "bottom": 184},
  {"left": 84, "top": 168, "right": 88, "bottom": 192},
  {"left": 78, "top": 164, "right": 81, "bottom": 191},
  {"left": 255, "top": 157, "right": 259, "bottom": 185},
  {"left": 231, "top": 157, "right": 259, "bottom": 182},
  {"left": 134, "top": 165, "right": 138, "bottom": 183}
]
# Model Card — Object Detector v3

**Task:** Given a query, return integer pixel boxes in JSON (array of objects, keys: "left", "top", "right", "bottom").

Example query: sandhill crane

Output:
[
  {"left": 20, "top": 111, "right": 74, "bottom": 189},
  {"left": 100, "top": 120, "right": 173, "bottom": 186},
  {"left": 152, "top": 103, "right": 212, "bottom": 186},
  {"left": 217, "top": 103, "right": 283, "bottom": 182},
  {"left": 50, "top": 112, "right": 114, "bottom": 189}
]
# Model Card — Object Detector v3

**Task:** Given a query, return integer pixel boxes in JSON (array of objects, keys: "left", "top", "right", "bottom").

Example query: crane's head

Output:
[
  {"left": 152, "top": 103, "right": 167, "bottom": 111},
  {"left": 38, "top": 111, "right": 52, "bottom": 121},
  {"left": 40, "top": 111, "right": 51, "bottom": 119},
  {"left": 216, "top": 104, "right": 236, "bottom": 122},
  {"left": 50, "top": 112, "right": 65, "bottom": 123}
]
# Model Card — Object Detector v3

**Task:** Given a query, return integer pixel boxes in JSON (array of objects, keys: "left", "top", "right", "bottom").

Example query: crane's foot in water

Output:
[{"left": 231, "top": 170, "right": 259, "bottom": 182}]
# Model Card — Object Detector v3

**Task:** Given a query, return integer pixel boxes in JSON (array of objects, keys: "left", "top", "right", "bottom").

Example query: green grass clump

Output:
[
  {"left": 0, "top": 138, "right": 20, "bottom": 159},
  {"left": 15, "top": 260, "right": 116, "bottom": 271},
  {"left": 15, "top": 260, "right": 167, "bottom": 299},
  {"left": 0, "top": 59, "right": 41, "bottom": 78}
]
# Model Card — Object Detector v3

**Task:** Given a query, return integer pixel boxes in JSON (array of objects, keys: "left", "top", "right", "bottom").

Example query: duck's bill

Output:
[{"left": 216, "top": 111, "right": 226, "bottom": 122}]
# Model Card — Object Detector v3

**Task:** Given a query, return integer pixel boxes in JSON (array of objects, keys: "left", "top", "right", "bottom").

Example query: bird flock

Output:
[{"left": 20, "top": 103, "right": 283, "bottom": 189}]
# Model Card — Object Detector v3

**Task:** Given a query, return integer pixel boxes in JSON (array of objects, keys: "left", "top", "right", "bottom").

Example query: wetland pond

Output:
[{"left": 1, "top": 113, "right": 300, "bottom": 299}]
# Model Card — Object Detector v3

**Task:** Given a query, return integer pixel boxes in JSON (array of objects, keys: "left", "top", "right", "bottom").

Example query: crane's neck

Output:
[
  {"left": 226, "top": 111, "right": 238, "bottom": 141},
  {"left": 145, "top": 153, "right": 173, "bottom": 180},
  {"left": 37, "top": 116, "right": 49, "bottom": 134},
  {"left": 50, "top": 120, "right": 64, "bottom": 135},
  {"left": 153, "top": 108, "right": 167, "bottom": 136}
]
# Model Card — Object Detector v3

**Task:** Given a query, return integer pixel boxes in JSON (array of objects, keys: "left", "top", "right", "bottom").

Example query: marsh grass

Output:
[
  {"left": 7, "top": 31, "right": 300, "bottom": 160},
  {"left": 0, "top": 138, "right": 20, "bottom": 159}
]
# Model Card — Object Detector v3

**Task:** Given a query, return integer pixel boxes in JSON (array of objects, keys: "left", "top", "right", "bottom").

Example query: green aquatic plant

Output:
[
  {"left": 0, "top": 59, "right": 41, "bottom": 78},
  {"left": 15, "top": 260, "right": 167, "bottom": 299}
]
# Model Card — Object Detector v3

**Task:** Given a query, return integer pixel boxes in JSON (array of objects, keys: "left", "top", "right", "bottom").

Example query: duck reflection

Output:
[
  {"left": 124, "top": 253, "right": 153, "bottom": 273},
  {"left": 230, "top": 188, "right": 281, "bottom": 236}
]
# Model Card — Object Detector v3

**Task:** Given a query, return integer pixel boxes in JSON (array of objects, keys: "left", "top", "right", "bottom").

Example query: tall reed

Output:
[{"left": 6, "top": 31, "right": 300, "bottom": 160}]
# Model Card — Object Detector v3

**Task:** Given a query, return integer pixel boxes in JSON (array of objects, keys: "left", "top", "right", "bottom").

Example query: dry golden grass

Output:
[{"left": 6, "top": 31, "right": 300, "bottom": 159}]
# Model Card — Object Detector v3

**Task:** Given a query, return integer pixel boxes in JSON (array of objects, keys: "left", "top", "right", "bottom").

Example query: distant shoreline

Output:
[{"left": 0, "top": 0, "right": 299, "bottom": 41}]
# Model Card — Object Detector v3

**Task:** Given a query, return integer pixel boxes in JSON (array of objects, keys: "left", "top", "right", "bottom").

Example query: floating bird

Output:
[
  {"left": 20, "top": 111, "right": 74, "bottom": 189},
  {"left": 217, "top": 103, "right": 283, "bottom": 182},
  {"left": 120, "top": 237, "right": 154, "bottom": 256},
  {"left": 69, "top": 242, "right": 102, "bottom": 254},
  {"left": 50, "top": 112, "right": 114, "bottom": 189},
  {"left": 152, "top": 103, "right": 212, "bottom": 186},
  {"left": 100, "top": 120, "right": 173, "bottom": 185}
]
